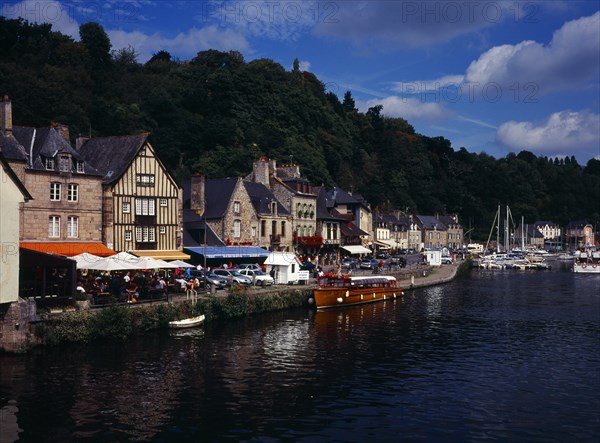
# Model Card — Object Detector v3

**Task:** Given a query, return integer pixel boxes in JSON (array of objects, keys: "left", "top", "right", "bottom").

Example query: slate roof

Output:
[
  {"left": 515, "top": 224, "right": 544, "bottom": 238},
  {"left": 314, "top": 186, "right": 345, "bottom": 221},
  {"left": 566, "top": 220, "right": 591, "bottom": 229},
  {"left": 327, "top": 187, "right": 360, "bottom": 205},
  {"left": 0, "top": 133, "right": 28, "bottom": 161},
  {"left": 438, "top": 215, "right": 461, "bottom": 228},
  {"left": 183, "top": 219, "right": 225, "bottom": 247},
  {"left": 415, "top": 215, "right": 447, "bottom": 230},
  {"left": 77, "top": 133, "right": 149, "bottom": 184},
  {"left": 0, "top": 149, "right": 32, "bottom": 200},
  {"left": 243, "top": 181, "right": 289, "bottom": 216},
  {"left": 9, "top": 126, "right": 101, "bottom": 175},
  {"left": 183, "top": 178, "right": 239, "bottom": 220}
]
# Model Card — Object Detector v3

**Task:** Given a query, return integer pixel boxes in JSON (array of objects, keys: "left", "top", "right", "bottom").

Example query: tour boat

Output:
[
  {"left": 168, "top": 314, "right": 206, "bottom": 329},
  {"left": 573, "top": 250, "right": 600, "bottom": 274},
  {"left": 311, "top": 275, "right": 402, "bottom": 309}
]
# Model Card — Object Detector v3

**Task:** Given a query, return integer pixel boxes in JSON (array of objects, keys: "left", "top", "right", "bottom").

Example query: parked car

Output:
[
  {"left": 238, "top": 269, "right": 274, "bottom": 286},
  {"left": 341, "top": 257, "right": 359, "bottom": 269},
  {"left": 189, "top": 269, "right": 227, "bottom": 290},
  {"left": 237, "top": 263, "right": 263, "bottom": 272},
  {"left": 359, "top": 258, "right": 380, "bottom": 270},
  {"left": 390, "top": 255, "right": 407, "bottom": 267},
  {"left": 376, "top": 251, "right": 390, "bottom": 259},
  {"left": 213, "top": 269, "right": 253, "bottom": 286},
  {"left": 441, "top": 256, "right": 454, "bottom": 264}
]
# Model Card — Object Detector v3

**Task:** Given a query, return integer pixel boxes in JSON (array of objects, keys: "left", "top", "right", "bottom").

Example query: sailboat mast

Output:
[
  {"left": 521, "top": 216, "right": 525, "bottom": 250},
  {"left": 496, "top": 204, "right": 500, "bottom": 253},
  {"left": 505, "top": 205, "right": 510, "bottom": 252}
]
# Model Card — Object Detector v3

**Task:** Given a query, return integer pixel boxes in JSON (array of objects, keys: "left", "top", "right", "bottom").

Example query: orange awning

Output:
[
  {"left": 131, "top": 250, "right": 191, "bottom": 260},
  {"left": 20, "top": 242, "right": 116, "bottom": 257}
]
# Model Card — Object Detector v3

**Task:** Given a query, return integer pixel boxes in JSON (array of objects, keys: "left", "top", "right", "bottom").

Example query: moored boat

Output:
[
  {"left": 311, "top": 275, "right": 402, "bottom": 309},
  {"left": 168, "top": 314, "right": 206, "bottom": 329},
  {"left": 573, "top": 250, "right": 600, "bottom": 273}
]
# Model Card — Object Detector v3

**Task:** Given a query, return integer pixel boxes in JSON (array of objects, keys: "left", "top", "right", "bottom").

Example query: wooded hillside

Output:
[{"left": 1, "top": 18, "right": 599, "bottom": 239}]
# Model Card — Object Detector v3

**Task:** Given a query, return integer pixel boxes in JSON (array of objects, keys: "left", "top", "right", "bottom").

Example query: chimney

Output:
[
  {"left": 55, "top": 123, "right": 70, "bottom": 143},
  {"left": 76, "top": 137, "right": 89, "bottom": 150},
  {"left": 252, "top": 157, "right": 271, "bottom": 186},
  {"left": 0, "top": 95, "right": 13, "bottom": 136},
  {"left": 191, "top": 173, "right": 205, "bottom": 216}
]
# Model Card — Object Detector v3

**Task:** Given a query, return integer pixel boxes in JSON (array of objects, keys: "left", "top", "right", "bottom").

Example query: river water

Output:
[{"left": 1, "top": 263, "right": 599, "bottom": 442}]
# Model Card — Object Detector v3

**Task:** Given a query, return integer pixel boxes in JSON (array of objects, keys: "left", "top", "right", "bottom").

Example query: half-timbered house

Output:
[{"left": 77, "top": 133, "right": 187, "bottom": 260}]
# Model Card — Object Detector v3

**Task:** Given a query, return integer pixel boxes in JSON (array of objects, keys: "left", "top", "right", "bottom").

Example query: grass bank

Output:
[{"left": 36, "top": 287, "right": 312, "bottom": 346}]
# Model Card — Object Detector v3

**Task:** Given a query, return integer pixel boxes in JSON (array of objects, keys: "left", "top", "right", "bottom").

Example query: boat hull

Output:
[
  {"left": 169, "top": 314, "right": 206, "bottom": 329},
  {"left": 573, "top": 263, "right": 600, "bottom": 273},
  {"left": 313, "top": 287, "right": 402, "bottom": 309}
]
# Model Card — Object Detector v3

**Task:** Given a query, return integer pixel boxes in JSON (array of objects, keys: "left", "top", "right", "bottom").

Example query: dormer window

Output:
[
  {"left": 45, "top": 157, "right": 55, "bottom": 170},
  {"left": 271, "top": 201, "right": 277, "bottom": 216},
  {"left": 73, "top": 160, "right": 84, "bottom": 173},
  {"left": 58, "top": 155, "right": 70, "bottom": 172}
]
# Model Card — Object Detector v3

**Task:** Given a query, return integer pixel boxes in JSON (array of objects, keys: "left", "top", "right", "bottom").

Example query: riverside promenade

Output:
[{"left": 167, "top": 261, "right": 464, "bottom": 303}]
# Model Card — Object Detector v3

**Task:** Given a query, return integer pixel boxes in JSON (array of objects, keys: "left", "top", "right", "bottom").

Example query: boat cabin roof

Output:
[{"left": 318, "top": 275, "right": 397, "bottom": 288}]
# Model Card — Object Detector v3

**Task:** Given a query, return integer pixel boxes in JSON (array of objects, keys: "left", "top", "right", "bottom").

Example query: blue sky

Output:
[{"left": 2, "top": 1, "right": 599, "bottom": 163}]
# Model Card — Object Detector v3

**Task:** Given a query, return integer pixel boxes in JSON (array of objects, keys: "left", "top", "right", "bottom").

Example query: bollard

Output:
[{"left": 210, "top": 283, "right": 216, "bottom": 294}]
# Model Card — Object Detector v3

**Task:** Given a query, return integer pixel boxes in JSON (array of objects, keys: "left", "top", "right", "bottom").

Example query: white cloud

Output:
[
  {"left": 465, "top": 11, "right": 600, "bottom": 93},
  {"left": 1, "top": 0, "right": 80, "bottom": 38},
  {"left": 392, "top": 75, "right": 465, "bottom": 94},
  {"left": 196, "top": 0, "right": 318, "bottom": 41},
  {"left": 298, "top": 60, "right": 311, "bottom": 72},
  {"left": 358, "top": 96, "right": 451, "bottom": 121},
  {"left": 314, "top": 1, "right": 518, "bottom": 49},
  {"left": 108, "top": 25, "right": 250, "bottom": 62},
  {"left": 496, "top": 110, "right": 600, "bottom": 156}
]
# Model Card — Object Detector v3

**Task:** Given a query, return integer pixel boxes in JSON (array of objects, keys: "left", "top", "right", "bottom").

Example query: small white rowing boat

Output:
[{"left": 168, "top": 314, "right": 205, "bottom": 329}]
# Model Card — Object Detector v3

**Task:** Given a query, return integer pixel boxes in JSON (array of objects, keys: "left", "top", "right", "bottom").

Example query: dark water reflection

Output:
[{"left": 1, "top": 267, "right": 599, "bottom": 442}]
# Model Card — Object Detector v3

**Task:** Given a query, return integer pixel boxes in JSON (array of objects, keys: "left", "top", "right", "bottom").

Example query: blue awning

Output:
[{"left": 184, "top": 246, "right": 271, "bottom": 259}]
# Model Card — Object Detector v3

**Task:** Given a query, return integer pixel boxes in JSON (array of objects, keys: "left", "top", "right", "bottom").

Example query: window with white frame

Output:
[
  {"left": 233, "top": 201, "right": 240, "bottom": 214},
  {"left": 233, "top": 220, "right": 241, "bottom": 238},
  {"left": 67, "top": 184, "right": 78, "bottom": 202},
  {"left": 159, "top": 198, "right": 168, "bottom": 207},
  {"left": 252, "top": 226, "right": 257, "bottom": 238},
  {"left": 159, "top": 226, "right": 166, "bottom": 234},
  {"left": 45, "top": 157, "right": 55, "bottom": 170},
  {"left": 75, "top": 160, "right": 85, "bottom": 173},
  {"left": 135, "top": 226, "right": 156, "bottom": 242},
  {"left": 58, "top": 155, "right": 70, "bottom": 172},
  {"left": 48, "top": 216, "right": 60, "bottom": 238},
  {"left": 122, "top": 202, "right": 131, "bottom": 213},
  {"left": 125, "top": 230, "right": 132, "bottom": 241},
  {"left": 136, "top": 174, "right": 155, "bottom": 186},
  {"left": 50, "top": 183, "right": 61, "bottom": 201},
  {"left": 135, "top": 198, "right": 155, "bottom": 216},
  {"left": 67, "top": 216, "right": 78, "bottom": 238}
]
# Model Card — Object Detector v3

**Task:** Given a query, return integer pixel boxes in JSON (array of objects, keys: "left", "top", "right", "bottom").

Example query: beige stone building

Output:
[
  {"left": 0, "top": 149, "right": 32, "bottom": 303},
  {"left": 1, "top": 96, "right": 109, "bottom": 257},
  {"left": 186, "top": 174, "right": 259, "bottom": 248},
  {"left": 246, "top": 158, "right": 318, "bottom": 255}
]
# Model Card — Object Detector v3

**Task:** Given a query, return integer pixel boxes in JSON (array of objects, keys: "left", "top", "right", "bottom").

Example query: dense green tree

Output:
[{"left": 1, "top": 18, "right": 599, "bottom": 242}]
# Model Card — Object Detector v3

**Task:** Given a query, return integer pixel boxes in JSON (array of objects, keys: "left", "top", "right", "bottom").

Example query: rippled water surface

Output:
[{"left": 1, "top": 267, "right": 599, "bottom": 442}]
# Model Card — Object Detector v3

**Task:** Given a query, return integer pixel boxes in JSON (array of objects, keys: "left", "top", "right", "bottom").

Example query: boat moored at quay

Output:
[
  {"left": 311, "top": 275, "right": 403, "bottom": 309},
  {"left": 573, "top": 250, "right": 600, "bottom": 273}
]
